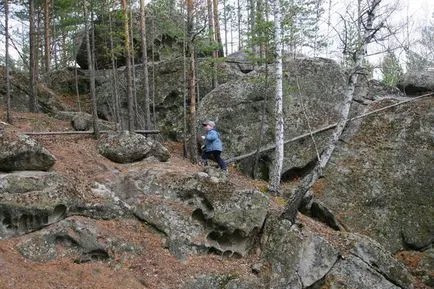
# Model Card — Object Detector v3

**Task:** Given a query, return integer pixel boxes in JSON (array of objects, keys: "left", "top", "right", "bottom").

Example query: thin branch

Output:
[{"left": 296, "top": 78, "right": 321, "bottom": 162}]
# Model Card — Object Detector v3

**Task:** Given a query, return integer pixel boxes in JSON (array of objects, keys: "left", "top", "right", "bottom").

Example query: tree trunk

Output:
[
  {"left": 44, "top": 0, "right": 51, "bottom": 74},
  {"left": 109, "top": 11, "right": 121, "bottom": 130},
  {"left": 140, "top": 0, "right": 151, "bottom": 130},
  {"left": 5, "top": 0, "right": 12, "bottom": 124},
  {"left": 256, "top": 0, "right": 264, "bottom": 59},
  {"left": 248, "top": 0, "right": 255, "bottom": 51},
  {"left": 151, "top": 16, "right": 156, "bottom": 126},
  {"left": 186, "top": 0, "right": 199, "bottom": 163},
  {"left": 237, "top": 0, "right": 242, "bottom": 50},
  {"left": 29, "top": 0, "right": 38, "bottom": 112},
  {"left": 121, "top": 0, "right": 135, "bottom": 132},
  {"left": 212, "top": 0, "right": 224, "bottom": 57},
  {"left": 269, "top": 0, "right": 284, "bottom": 193},
  {"left": 84, "top": 0, "right": 99, "bottom": 138},
  {"left": 52, "top": 13, "right": 58, "bottom": 69},
  {"left": 207, "top": 0, "right": 218, "bottom": 88},
  {"left": 223, "top": 0, "right": 228, "bottom": 56}
]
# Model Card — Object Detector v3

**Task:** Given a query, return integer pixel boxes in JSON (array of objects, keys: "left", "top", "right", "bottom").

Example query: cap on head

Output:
[{"left": 202, "top": 120, "right": 215, "bottom": 127}]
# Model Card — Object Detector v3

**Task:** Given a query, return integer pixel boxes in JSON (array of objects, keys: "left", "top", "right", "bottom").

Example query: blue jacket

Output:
[{"left": 203, "top": 129, "right": 223, "bottom": 152}]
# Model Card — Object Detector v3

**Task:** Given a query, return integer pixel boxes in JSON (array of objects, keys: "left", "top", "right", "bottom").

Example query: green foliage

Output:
[
  {"left": 280, "top": 0, "right": 326, "bottom": 55},
  {"left": 198, "top": 56, "right": 227, "bottom": 82},
  {"left": 147, "top": 0, "right": 186, "bottom": 41},
  {"left": 381, "top": 51, "right": 403, "bottom": 87}
]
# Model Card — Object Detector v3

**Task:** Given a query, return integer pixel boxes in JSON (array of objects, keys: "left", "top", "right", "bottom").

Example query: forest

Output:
[{"left": 0, "top": 2, "right": 433, "bottom": 287}]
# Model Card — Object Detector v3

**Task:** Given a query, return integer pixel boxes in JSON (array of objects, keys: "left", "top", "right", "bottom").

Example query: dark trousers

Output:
[{"left": 201, "top": 150, "right": 227, "bottom": 170}]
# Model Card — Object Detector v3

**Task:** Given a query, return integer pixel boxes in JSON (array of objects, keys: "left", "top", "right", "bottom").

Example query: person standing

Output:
[{"left": 201, "top": 120, "right": 228, "bottom": 172}]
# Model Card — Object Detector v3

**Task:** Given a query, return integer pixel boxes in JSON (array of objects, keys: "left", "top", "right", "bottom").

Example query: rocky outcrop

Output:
[
  {"left": 16, "top": 217, "right": 115, "bottom": 263},
  {"left": 0, "top": 171, "right": 75, "bottom": 239},
  {"left": 198, "top": 57, "right": 352, "bottom": 179},
  {"left": 397, "top": 71, "right": 434, "bottom": 94},
  {"left": 0, "top": 68, "right": 67, "bottom": 114},
  {"left": 355, "top": 79, "right": 406, "bottom": 102},
  {"left": 197, "top": 55, "right": 433, "bottom": 260},
  {"left": 315, "top": 97, "right": 434, "bottom": 253},
  {"left": 182, "top": 274, "right": 266, "bottom": 289},
  {"left": 94, "top": 57, "right": 244, "bottom": 134},
  {"left": 0, "top": 127, "right": 56, "bottom": 172},
  {"left": 0, "top": 151, "right": 421, "bottom": 288},
  {"left": 225, "top": 50, "right": 256, "bottom": 73},
  {"left": 112, "top": 167, "right": 269, "bottom": 259},
  {"left": 1, "top": 54, "right": 430, "bottom": 288}
]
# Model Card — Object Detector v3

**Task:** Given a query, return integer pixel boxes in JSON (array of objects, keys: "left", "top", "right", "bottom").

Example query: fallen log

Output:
[{"left": 21, "top": 130, "right": 160, "bottom": 136}]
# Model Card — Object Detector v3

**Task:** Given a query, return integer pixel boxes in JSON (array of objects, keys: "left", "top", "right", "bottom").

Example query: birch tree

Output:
[
  {"left": 281, "top": 0, "right": 390, "bottom": 223},
  {"left": 268, "top": 0, "right": 284, "bottom": 193}
]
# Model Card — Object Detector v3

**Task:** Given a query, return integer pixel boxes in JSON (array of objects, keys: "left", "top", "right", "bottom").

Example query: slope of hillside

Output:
[
  {"left": 0, "top": 108, "right": 270, "bottom": 289},
  {"left": 0, "top": 108, "right": 431, "bottom": 289}
]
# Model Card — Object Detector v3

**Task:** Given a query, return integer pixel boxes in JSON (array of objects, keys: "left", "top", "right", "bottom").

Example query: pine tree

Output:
[
  {"left": 29, "top": 0, "right": 39, "bottom": 112},
  {"left": 381, "top": 51, "right": 403, "bottom": 86}
]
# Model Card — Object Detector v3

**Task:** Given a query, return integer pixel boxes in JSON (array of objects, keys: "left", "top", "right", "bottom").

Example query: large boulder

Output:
[
  {"left": 397, "top": 71, "right": 434, "bottom": 94},
  {"left": 198, "top": 57, "right": 353, "bottom": 179},
  {"left": 0, "top": 127, "right": 56, "bottom": 172},
  {"left": 0, "top": 171, "right": 75, "bottom": 239},
  {"left": 226, "top": 50, "right": 256, "bottom": 73},
  {"left": 95, "top": 57, "right": 244, "bottom": 134},
  {"left": 97, "top": 131, "right": 170, "bottom": 163},
  {"left": 316, "top": 97, "right": 434, "bottom": 253}
]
